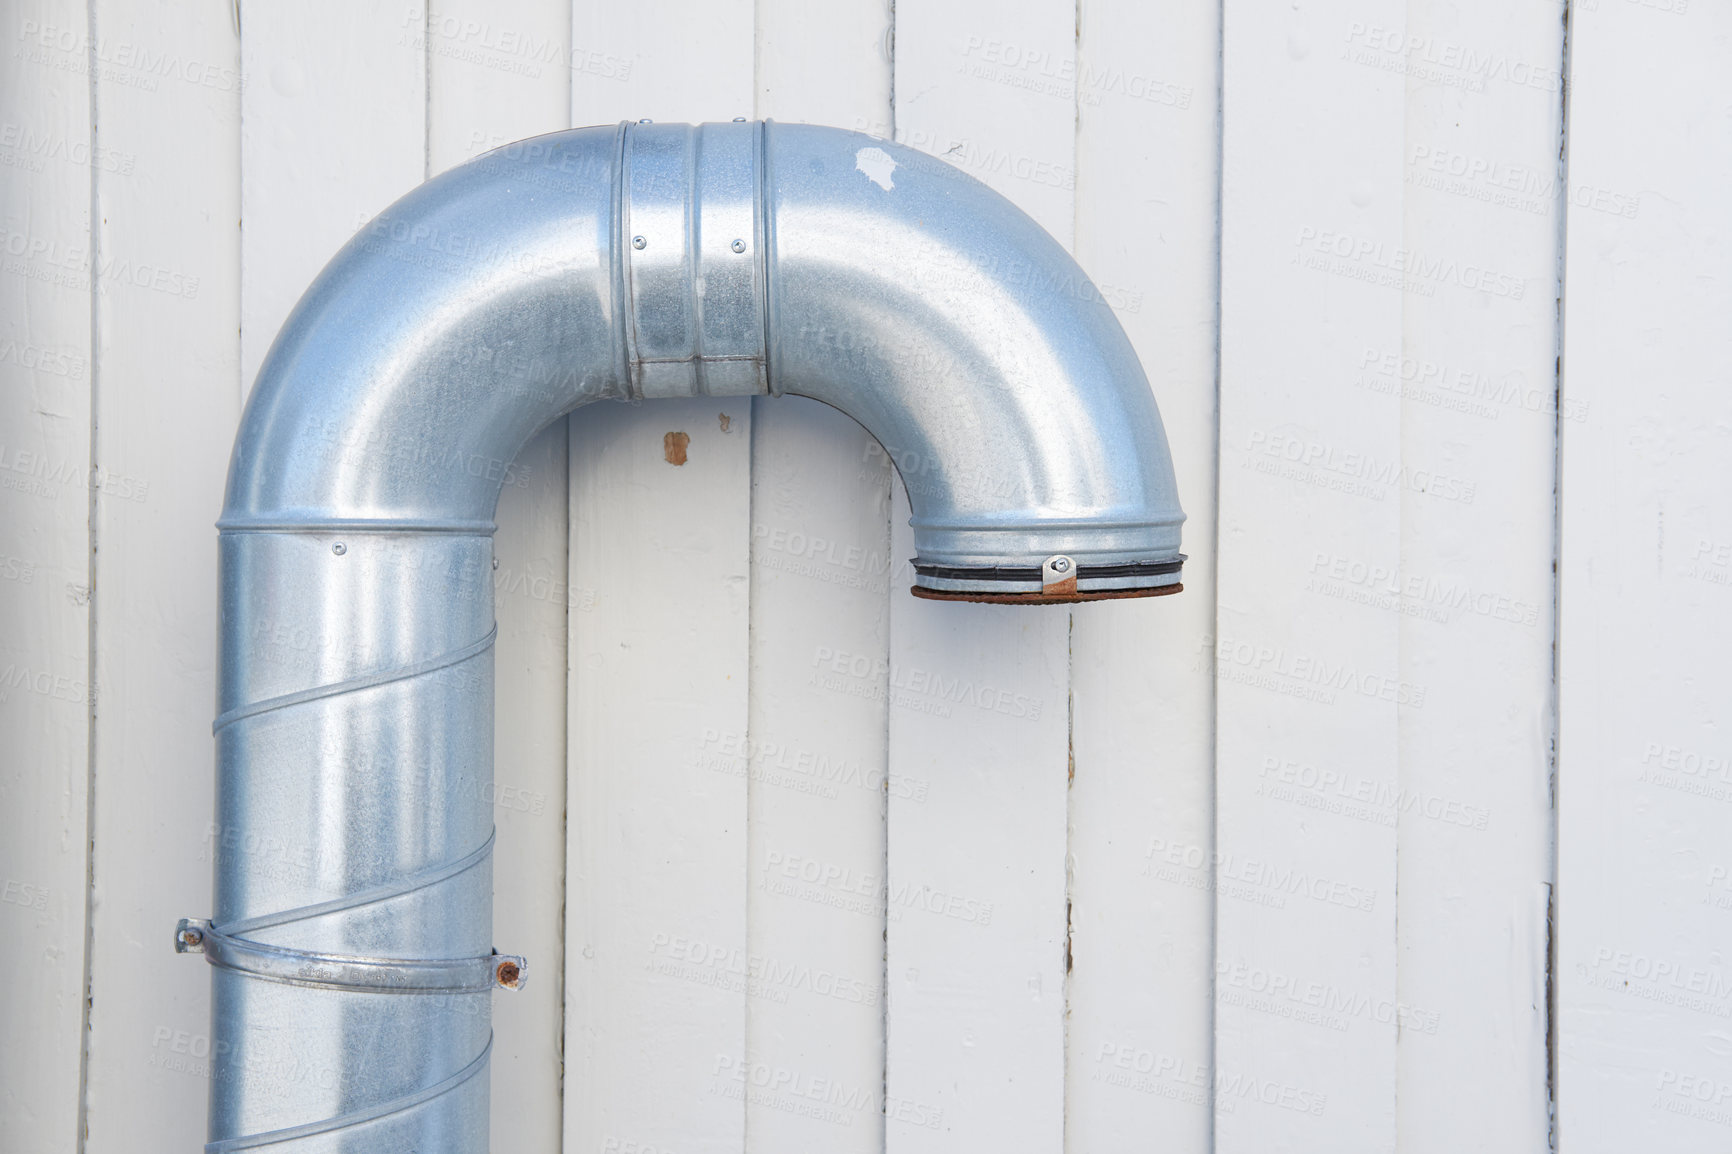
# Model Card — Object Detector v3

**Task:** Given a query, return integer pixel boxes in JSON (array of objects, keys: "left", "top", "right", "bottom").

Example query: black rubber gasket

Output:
[{"left": 912, "top": 583, "right": 1184, "bottom": 605}]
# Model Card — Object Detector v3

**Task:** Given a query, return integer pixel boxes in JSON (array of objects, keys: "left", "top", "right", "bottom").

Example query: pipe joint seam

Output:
[{"left": 621, "top": 120, "right": 768, "bottom": 399}]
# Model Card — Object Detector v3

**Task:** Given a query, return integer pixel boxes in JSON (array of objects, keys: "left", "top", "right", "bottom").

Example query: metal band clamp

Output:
[{"left": 176, "top": 918, "right": 525, "bottom": 994}]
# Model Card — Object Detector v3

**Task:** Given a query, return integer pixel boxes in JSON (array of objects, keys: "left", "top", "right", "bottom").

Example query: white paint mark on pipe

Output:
[{"left": 854, "top": 147, "right": 896, "bottom": 191}]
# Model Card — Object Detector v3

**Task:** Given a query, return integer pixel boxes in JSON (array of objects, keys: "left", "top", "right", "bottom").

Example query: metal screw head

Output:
[
  {"left": 632, "top": 235, "right": 647, "bottom": 250},
  {"left": 178, "top": 926, "right": 203, "bottom": 948},
  {"left": 637, "top": 118, "right": 653, "bottom": 124},
  {"left": 332, "top": 542, "right": 347, "bottom": 556},
  {"left": 731, "top": 238, "right": 746, "bottom": 253},
  {"left": 1050, "top": 556, "right": 1071, "bottom": 573},
  {"left": 495, "top": 959, "right": 521, "bottom": 988},
  {"left": 732, "top": 116, "right": 747, "bottom": 123}
]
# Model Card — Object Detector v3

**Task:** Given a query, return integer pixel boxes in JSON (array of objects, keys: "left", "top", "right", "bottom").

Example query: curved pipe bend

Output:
[
  {"left": 226, "top": 119, "right": 1184, "bottom": 594},
  {"left": 202, "top": 121, "right": 1183, "bottom": 1150}
]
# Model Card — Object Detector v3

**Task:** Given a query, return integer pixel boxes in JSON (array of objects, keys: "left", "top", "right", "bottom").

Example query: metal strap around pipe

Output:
[
  {"left": 178, "top": 919, "right": 523, "bottom": 994},
  {"left": 178, "top": 831, "right": 519, "bottom": 993},
  {"left": 211, "top": 626, "right": 498, "bottom": 734},
  {"left": 204, "top": 1033, "right": 493, "bottom": 1153}
]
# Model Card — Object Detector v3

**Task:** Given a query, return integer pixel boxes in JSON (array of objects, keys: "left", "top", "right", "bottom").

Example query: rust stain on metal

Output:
[
  {"left": 495, "top": 959, "right": 521, "bottom": 988},
  {"left": 663, "top": 431, "right": 690, "bottom": 465},
  {"left": 1043, "top": 572, "right": 1080, "bottom": 598},
  {"left": 718, "top": 412, "right": 732, "bottom": 433}
]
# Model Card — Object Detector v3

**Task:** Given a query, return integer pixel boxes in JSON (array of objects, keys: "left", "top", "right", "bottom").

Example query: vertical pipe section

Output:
[{"left": 204, "top": 530, "right": 498, "bottom": 1147}]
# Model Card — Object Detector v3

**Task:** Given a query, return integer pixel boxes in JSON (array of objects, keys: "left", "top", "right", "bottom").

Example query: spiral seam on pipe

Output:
[
  {"left": 216, "top": 829, "right": 496, "bottom": 937},
  {"left": 211, "top": 625, "right": 498, "bottom": 734},
  {"left": 203, "top": 1033, "right": 494, "bottom": 1153}
]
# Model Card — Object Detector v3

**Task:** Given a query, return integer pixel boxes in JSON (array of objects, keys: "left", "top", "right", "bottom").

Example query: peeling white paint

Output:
[{"left": 854, "top": 146, "right": 897, "bottom": 191}]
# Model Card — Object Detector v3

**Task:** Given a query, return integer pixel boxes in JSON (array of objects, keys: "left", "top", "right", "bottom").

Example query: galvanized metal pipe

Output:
[{"left": 183, "top": 120, "right": 1184, "bottom": 1151}]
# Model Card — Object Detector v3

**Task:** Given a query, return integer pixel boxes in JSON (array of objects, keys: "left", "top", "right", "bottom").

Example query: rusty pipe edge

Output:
[{"left": 201, "top": 120, "right": 1183, "bottom": 1151}]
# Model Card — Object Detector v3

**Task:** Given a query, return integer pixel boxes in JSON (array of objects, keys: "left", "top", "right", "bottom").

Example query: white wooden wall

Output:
[{"left": 1, "top": 1, "right": 1725, "bottom": 1151}]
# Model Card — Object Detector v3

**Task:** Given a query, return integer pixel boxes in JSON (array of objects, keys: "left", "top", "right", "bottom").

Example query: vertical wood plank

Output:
[
  {"left": 0, "top": 2, "right": 92, "bottom": 1147},
  {"left": 1558, "top": 4, "right": 1732, "bottom": 1151},
  {"left": 887, "top": 3, "right": 1076, "bottom": 1148},
  {"left": 424, "top": 3, "right": 572, "bottom": 1148},
  {"left": 1067, "top": 2, "right": 1219, "bottom": 1150},
  {"left": 568, "top": 399, "right": 753, "bottom": 1153},
  {"left": 1392, "top": 5, "right": 1560, "bottom": 1151},
  {"left": 884, "top": 490, "right": 1072, "bottom": 1152},
  {"left": 743, "top": 398, "right": 893, "bottom": 1149},
  {"left": 1220, "top": 3, "right": 1561, "bottom": 1150},
  {"left": 748, "top": 5, "right": 894, "bottom": 1150},
  {"left": 238, "top": 0, "right": 424, "bottom": 394},
  {"left": 427, "top": 0, "right": 571, "bottom": 175},
  {"left": 566, "top": 9, "right": 755, "bottom": 1151},
  {"left": 78, "top": 4, "right": 240, "bottom": 1151},
  {"left": 1217, "top": 3, "right": 1407, "bottom": 1147}
]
